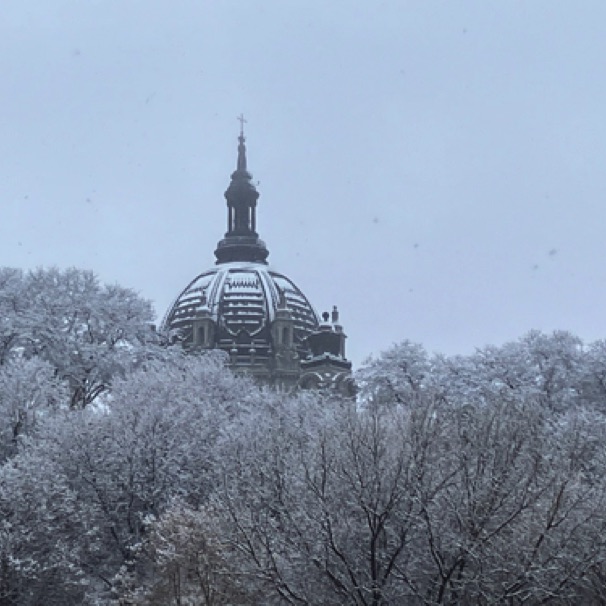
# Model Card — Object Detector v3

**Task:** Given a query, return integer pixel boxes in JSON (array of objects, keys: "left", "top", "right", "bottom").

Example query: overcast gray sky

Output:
[{"left": 2, "top": 1, "right": 606, "bottom": 366}]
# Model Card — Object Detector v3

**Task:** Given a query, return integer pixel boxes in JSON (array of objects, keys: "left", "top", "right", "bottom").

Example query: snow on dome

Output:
[{"left": 162, "top": 262, "right": 319, "bottom": 354}]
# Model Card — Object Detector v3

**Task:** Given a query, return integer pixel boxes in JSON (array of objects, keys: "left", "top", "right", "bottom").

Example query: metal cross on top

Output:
[{"left": 237, "top": 113, "right": 247, "bottom": 137}]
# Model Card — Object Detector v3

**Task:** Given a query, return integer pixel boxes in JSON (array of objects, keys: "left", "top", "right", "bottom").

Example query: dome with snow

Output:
[
  {"left": 163, "top": 262, "right": 319, "bottom": 358},
  {"left": 162, "top": 127, "right": 352, "bottom": 391}
]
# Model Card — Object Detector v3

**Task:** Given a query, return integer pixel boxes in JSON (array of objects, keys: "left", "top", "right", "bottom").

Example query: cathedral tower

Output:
[{"left": 162, "top": 126, "right": 353, "bottom": 392}]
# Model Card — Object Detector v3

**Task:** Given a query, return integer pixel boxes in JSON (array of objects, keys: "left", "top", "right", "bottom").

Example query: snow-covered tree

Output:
[
  {"left": 0, "top": 266, "right": 162, "bottom": 408},
  {"left": 407, "top": 397, "right": 606, "bottom": 604},
  {"left": 0, "top": 357, "right": 68, "bottom": 462},
  {"left": 3, "top": 327, "right": 606, "bottom": 604},
  {"left": 121, "top": 500, "right": 254, "bottom": 605},
  {"left": 0, "top": 352, "right": 256, "bottom": 603},
  {"left": 0, "top": 267, "right": 30, "bottom": 366},
  {"left": 209, "top": 391, "right": 431, "bottom": 604},
  {"left": 448, "top": 330, "right": 586, "bottom": 412},
  {"left": 0, "top": 446, "right": 85, "bottom": 605},
  {"left": 358, "top": 331, "right": 588, "bottom": 413},
  {"left": 356, "top": 340, "right": 436, "bottom": 407}
]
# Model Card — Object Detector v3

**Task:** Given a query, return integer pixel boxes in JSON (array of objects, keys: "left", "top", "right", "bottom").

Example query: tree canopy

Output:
[
  {"left": 2, "top": 267, "right": 606, "bottom": 604},
  {"left": 0, "top": 266, "right": 160, "bottom": 408}
]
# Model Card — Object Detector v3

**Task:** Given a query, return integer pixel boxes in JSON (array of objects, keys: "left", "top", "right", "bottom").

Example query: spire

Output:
[
  {"left": 237, "top": 114, "right": 247, "bottom": 172},
  {"left": 214, "top": 120, "right": 270, "bottom": 265},
  {"left": 237, "top": 134, "right": 247, "bottom": 172}
]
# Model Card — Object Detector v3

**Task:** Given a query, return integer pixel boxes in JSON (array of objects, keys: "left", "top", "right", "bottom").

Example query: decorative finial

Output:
[
  {"left": 331, "top": 306, "right": 339, "bottom": 324},
  {"left": 237, "top": 113, "right": 247, "bottom": 139}
]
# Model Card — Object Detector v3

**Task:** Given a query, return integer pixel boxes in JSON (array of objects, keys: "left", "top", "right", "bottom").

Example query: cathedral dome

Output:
[{"left": 163, "top": 262, "right": 319, "bottom": 357}]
